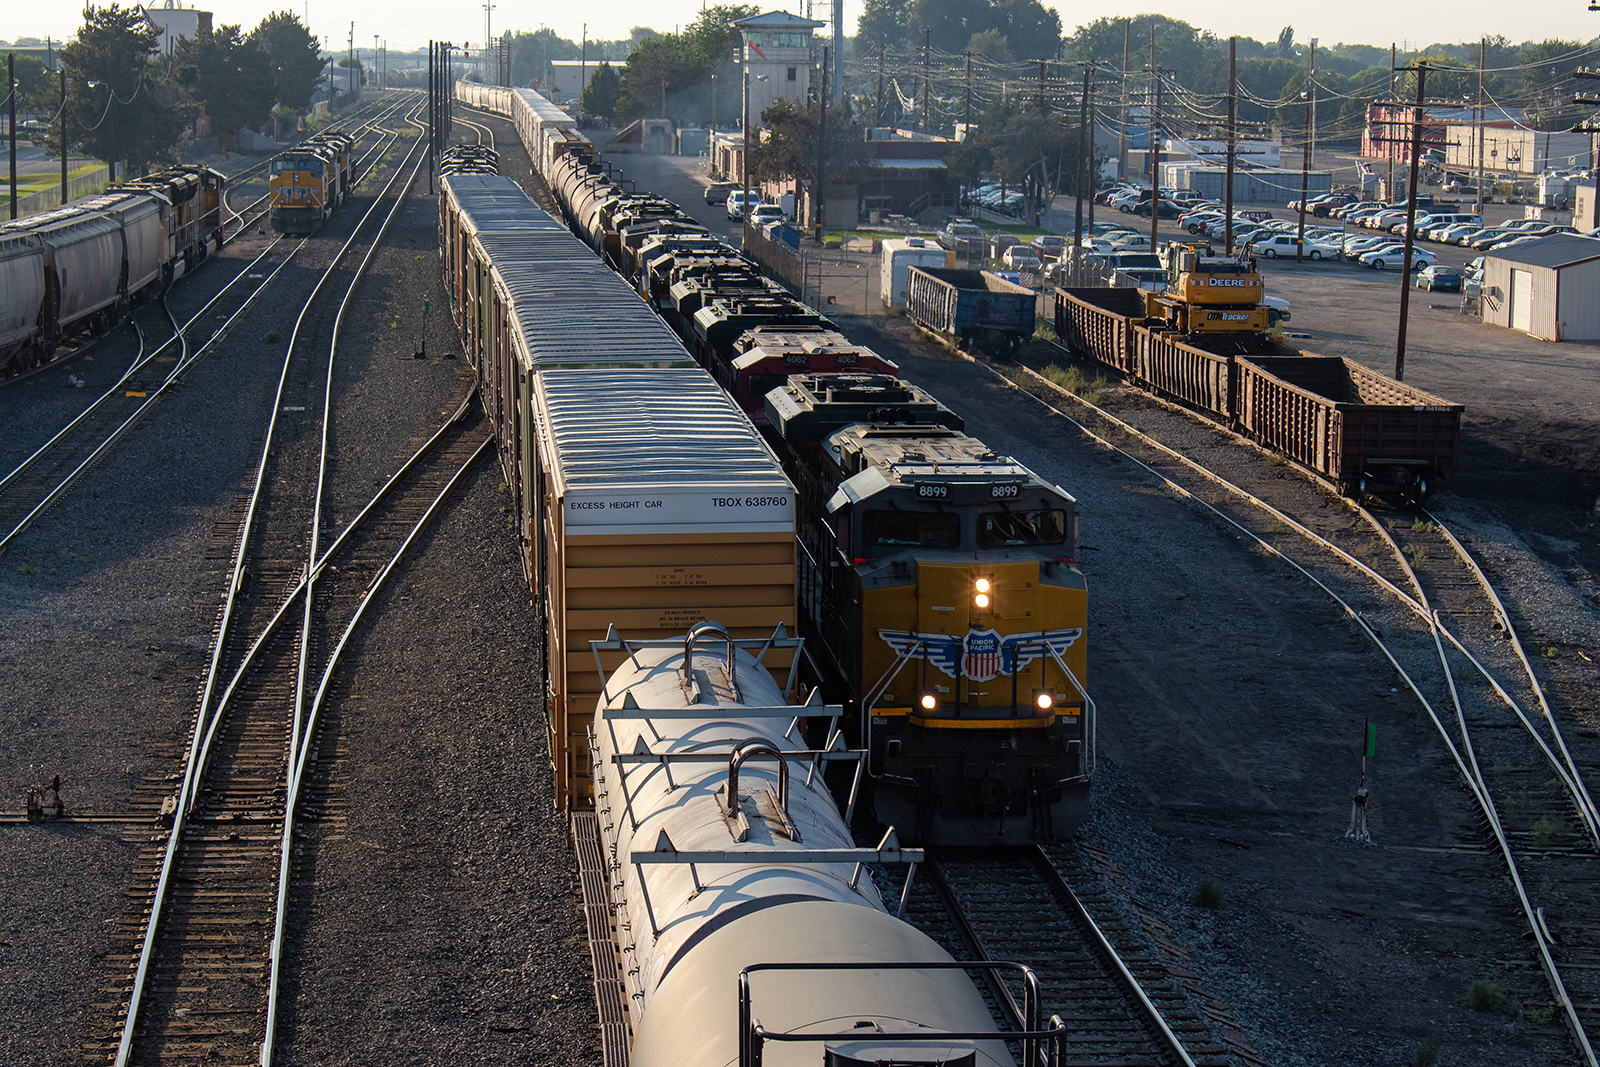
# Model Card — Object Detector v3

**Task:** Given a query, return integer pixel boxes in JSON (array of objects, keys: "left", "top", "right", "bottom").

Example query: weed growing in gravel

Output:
[
  {"left": 1265, "top": 452, "right": 1288, "bottom": 467},
  {"left": 1403, "top": 543, "right": 1429, "bottom": 566},
  {"left": 1546, "top": 776, "right": 1567, "bottom": 793},
  {"left": 1414, "top": 1035, "right": 1442, "bottom": 1067},
  {"left": 262, "top": 330, "right": 281, "bottom": 343},
  {"left": 1191, "top": 877, "right": 1225, "bottom": 909},
  {"left": 1531, "top": 815, "right": 1570, "bottom": 846},
  {"left": 1461, "top": 979, "right": 1507, "bottom": 1012},
  {"left": 1529, "top": 1004, "right": 1555, "bottom": 1024},
  {"left": 1044, "top": 364, "right": 1085, "bottom": 391},
  {"left": 1034, "top": 319, "right": 1059, "bottom": 342},
  {"left": 1411, "top": 518, "right": 1436, "bottom": 533},
  {"left": 1546, "top": 646, "right": 1560, "bottom": 658},
  {"left": 16, "top": 562, "right": 35, "bottom": 575}
]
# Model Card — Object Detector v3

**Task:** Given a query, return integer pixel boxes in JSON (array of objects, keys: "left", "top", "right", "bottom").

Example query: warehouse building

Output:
[{"left": 1481, "top": 234, "right": 1600, "bottom": 341}]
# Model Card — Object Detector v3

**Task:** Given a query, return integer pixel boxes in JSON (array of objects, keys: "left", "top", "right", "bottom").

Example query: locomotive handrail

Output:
[
  {"left": 726, "top": 739, "right": 789, "bottom": 820},
  {"left": 1044, "top": 645, "right": 1097, "bottom": 781},
  {"left": 738, "top": 962, "right": 1053, "bottom": 1067}
]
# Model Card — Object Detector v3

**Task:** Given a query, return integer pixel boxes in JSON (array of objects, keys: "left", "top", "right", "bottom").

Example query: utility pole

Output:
[
  {"left": 59, "top": 67, "right": 67, "bottom": 206},
  {"left": 1477, "top": 37, "right": 1486, "bottom": 218},
  {"left": 1148, "top": 25, "right": 1159, "bottom": 250},
  {"left": 428, "top": 40, "right": 434, "bottom": 187},
  {"left": 9, "top": 54, "right": 17, "bottom": 220},
  {"left": 483, "top": 0, "right": 494, "bottom": 71},
  {"left": 1395, "top": 62, "right": 1428, "bottom": 382},
  {"left": 1296, "top": 40, "right": 1314, "bottom": 263},
  {"left": 815, "top": 46, "right": 828, "bottom": 243},
  {"left": 964, "top": 52, "right": 973, "bottom": 125},
  {"left": 580, "top": 24, "right": 587, "bottom": 118},
  {"left": 921, "top": 29, "right": 931, "bottom": 133},
  {"left": 1225, "top": 37, "right": 1236, "bottom": 254},
  {"left": 877, "top": 44, "right": 886, "bottom": 127},
  {"left": 831, "top": 0, "right": 843, "bottom": 105},
  {"left": 1038, "top": 59, "right": 1047, "bottom": 112},
  {"left": 1387, "top": 43, "right": 1396, "bottom": 200},
  {"left": 1075, "top": 66, "right": 1089, "bottom": 255},
  {"left": 348, "top": 22, "right": 354, "bottom": 101},
  {"left": 1120, "top": 19, "right": 1129, "bottom": 182}
]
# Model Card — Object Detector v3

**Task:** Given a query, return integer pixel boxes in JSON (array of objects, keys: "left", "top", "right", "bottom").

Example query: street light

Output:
[{"left": 742, "top": 68, "right": 768, "bottom": 239}]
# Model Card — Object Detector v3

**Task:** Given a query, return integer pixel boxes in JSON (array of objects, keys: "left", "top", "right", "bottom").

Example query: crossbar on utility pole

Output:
[{"left": 1395, "top": 62, "right": 1428, "bottom": 382}]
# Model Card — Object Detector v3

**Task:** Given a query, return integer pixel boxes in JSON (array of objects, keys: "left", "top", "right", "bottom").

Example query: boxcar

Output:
[
  {"left": 906, "top": 267, "right": 1036, "bottom": 354},
  {"left": 1234, "top": 355, "right": 1463, "bottom": 499}
]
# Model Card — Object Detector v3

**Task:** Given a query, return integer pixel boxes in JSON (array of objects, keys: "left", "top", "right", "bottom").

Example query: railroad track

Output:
[
  {"left": 905, "top": 844, "right": 1234, "bottom": 1067},
  {"left": 0, "top": 104, "right": 423, "bottom": 551},
  {"left": 983, "top": 344, "right": 1600, "bottom": 1063},
  {"left": 76, "top": 101, "right": 495, "bottom": 1067}
]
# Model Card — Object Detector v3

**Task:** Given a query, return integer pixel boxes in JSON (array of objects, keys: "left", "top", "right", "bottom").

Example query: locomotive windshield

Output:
[
  {"left": 864, "top": 510, "right": 961, "bottom": 548},
  {"left": 977, "top": 509, "right": 1067, "bottom": 547}
]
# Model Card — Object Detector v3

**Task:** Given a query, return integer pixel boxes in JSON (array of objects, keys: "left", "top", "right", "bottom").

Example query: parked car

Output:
[
  {"left": 1002, "top": 245, "right": 1042, "bottom": 270},
  {"left": 704, "top": 180, "right": 738, "bottom": 205},
  {"left": 1358, "top": 244, "right": 1436, "bottom": 270},
  {"left": 990, "top": 233, "right": 1019, "bottom": 257},
  {"left": 1414, "top": 265, "right": 1463, "bottom": 292},
  {"left": 1108, "top": 233, "right": 1152, "bottom": 250},
  {"left": 1239, "top": 209, "right": 1275, "bottom": 222},
  {"left": 1261, "top": 295, "right": 1291, "bottom": 324},
  {"left": 937, "top": 220, "right": 986, "bottom": 255},
  {"left": 1467, "top": 227, "right": 1517, "bottom": 249},
  {"left": 726, "top": 188, "right": 754, "bottom": 219},
  {"left": 1030, "top": 234, "right": 1070, "bottom": 261},
  {"left": 1251, "top": 233, "right": 1340, "bottom": 260},
  {"left": 1433, "top": 223, "right": 1482, "bottom": 244},
  {"left": 749, "top": 203, "right": 787, "bottom": 226},
  {"left": 1135, "top": 198, "right": 1183, "bottom": 218}
]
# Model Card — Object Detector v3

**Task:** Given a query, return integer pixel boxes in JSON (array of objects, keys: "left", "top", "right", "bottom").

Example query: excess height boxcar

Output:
[{"left": 532, "top": 369, "right": 798, "bottom": 809}]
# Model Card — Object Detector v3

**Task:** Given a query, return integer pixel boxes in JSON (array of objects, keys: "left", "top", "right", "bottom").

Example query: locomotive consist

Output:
[
  {"left": 268, "top": 131, "right": 354, "bottom": 234},
  {"left": 0, "top": 164, "right": 225, "bottom": 374},
  {"left": 449, "top": 81, "right": 1094, "bottom": 846}
]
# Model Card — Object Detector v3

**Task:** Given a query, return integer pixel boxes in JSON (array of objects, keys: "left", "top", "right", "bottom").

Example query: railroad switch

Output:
[
  {"left": 23, "top": 775, "right": 65, "bottom": 822},
  {"left": 1345, "top": 785, "right": 1371, "bottom": 844}
]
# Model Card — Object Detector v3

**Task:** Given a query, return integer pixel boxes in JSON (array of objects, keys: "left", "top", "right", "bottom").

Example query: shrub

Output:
[
  {"left": 1415, "top": 1034, "right": 1441, "bottom": 1067},
  {"left": 1191, "top": 877, "right": 1224, "bottom": 909},
  {"left": 1531, "top": 815, "right": 1569, "bottom": 847},
  {"left": 262, "top": 330, "right": 281, "bottom": 343},
  {"left": 1461, "top": 979, "right": 1506, "bottom": 1012}
]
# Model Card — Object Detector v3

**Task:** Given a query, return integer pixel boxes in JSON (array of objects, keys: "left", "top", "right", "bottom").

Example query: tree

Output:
[
  {"left": 857, "top": 0, "right": 907, "bottom": 49},
  {"left": 966, "top": 29, "right": 1013, "bottom": 64},
  {"left": 614, "top": 6, "right": 754, "bottom": 125},
  {"left": 749, "top": 96, "right": 873, "bottom": 190},
  {"left": 1276, "top": 26, "right": 1295, "bottom": 59},
  {"left": 173, "top": 24, "right": 276, "bottom": 139},
  {"left": 581, "top": 62, "right": 621, "bottom": 123},
  {"left": 59, "top": 3, "right": 187, "bottom": 173},
  {"left": 8, "top": 54, "right": 52, "bottom": 111},
  {"left": 249, "top": 11, "right": 323, "bottom": 111}
]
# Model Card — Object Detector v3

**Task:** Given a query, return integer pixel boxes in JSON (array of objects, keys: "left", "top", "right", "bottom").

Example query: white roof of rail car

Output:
[{"left": 536, "top": 369, "right": 794, "bottom": 536}]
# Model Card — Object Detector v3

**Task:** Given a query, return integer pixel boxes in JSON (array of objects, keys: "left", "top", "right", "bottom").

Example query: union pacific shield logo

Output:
[
  {"left": 963, "top": 628, "right": 1004, "bottom": 682},
  {"left": 877, "top": 627, "right": 1084, "bottom": 681}
]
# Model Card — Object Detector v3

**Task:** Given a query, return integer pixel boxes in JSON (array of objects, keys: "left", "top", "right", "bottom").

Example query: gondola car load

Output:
[{"left": 905, "top": 267, "right": 1036, "bottom": 354}]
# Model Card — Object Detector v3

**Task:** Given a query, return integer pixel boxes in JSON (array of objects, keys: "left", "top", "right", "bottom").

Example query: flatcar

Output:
[
  {"left": 767, "top": 372, "right": 1090, "bottom": 844},
  {"left": 452, "top": 81, "right": 1096, "bottom": 847},
  {"left": 0, "top": 164, "right": 225, "bottom": 373}
]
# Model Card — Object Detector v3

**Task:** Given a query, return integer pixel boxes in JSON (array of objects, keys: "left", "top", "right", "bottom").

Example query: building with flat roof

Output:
[{"left": 735, "top": 11, "right": 824, "bottom": 122}]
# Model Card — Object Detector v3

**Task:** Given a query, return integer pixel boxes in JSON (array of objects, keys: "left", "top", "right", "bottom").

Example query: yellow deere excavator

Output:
[{"left": 1144, "top": 242, "right": 1272, "bottom": 335}]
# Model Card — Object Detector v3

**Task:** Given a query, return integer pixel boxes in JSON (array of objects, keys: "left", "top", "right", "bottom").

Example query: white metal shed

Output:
[{"left": 1481, "top": 234, "right": 1600, "bottom": 341}]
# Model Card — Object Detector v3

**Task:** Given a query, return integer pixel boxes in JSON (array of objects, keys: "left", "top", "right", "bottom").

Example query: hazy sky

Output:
[{"left": 6, "top": 0, "right": 1596, "bottom": 59}]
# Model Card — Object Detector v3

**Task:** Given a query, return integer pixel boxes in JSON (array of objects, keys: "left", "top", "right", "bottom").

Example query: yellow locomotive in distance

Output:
[
  {"left": 1144, "top": 241, "right": 1272, "bottom": 335},
  {"left": 767, "top": 374, "right": 1091, "bottom": 845},
  {"left": 268, "top": 132, "right": 354, "bottom": 235}
]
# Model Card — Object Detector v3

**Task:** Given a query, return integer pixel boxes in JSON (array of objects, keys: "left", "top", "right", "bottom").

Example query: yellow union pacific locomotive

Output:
[
  {"left": 767, "top": 374, "right": 1090, "bottom": 845},
  {"left": 268, "top": 132, "right": 353, "bottom": 235}
]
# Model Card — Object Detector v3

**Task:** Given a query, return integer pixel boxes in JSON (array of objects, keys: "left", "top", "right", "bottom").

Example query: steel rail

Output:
[
  {"left": 1014, "top": 348, "right": 1600, "bottom": 843},
  {"left": 0, "top": 237, "right": 300, "bottom": 552},
  {"left": 262, "top": 107, "right": 436, "bottom": 1063},
  {"left": 110, "top": 99, "right": 431, "bottom": 1067},
  {"left": 984, "top": 353, "right": 1599, "bottom": 1067}
]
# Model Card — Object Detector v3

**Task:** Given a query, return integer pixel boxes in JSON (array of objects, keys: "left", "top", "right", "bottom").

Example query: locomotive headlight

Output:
[
  {"left": 916, "top": 688, "right": 938, "bottom": 713},
  {"left": 974, "top": 577, "right": 992, "bottom": 609},
  {"left": 1033, "top": 688, "right": 1056, "bottom": 712},
  {"left": 974, "top": 593, "right": 990, "bottom": 609},
  {"left": 974, "top": 578, "right": 991, "bottom": 593}
]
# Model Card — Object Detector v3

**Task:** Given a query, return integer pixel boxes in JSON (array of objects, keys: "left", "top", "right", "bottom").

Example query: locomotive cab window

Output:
[
  {"left": 977, "top": 509, "right": 1067, "bottom": 547},
  {"left": 863, "top": 509, "right": 961, "bottom": 549}
]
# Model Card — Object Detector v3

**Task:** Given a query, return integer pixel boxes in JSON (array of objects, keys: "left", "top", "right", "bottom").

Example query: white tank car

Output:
[{"left": 590, "top": 622, "right": 1014, "bottom": 1067}]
